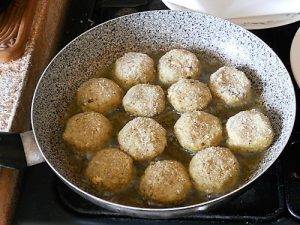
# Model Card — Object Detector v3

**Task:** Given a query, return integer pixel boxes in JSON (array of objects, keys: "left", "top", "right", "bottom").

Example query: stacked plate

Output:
[
  {"left": 162, "top": 0, "right": 300, "bottom": 30},
  {"left": 291, "top": 27, "right": 300, "bottom": 88}
]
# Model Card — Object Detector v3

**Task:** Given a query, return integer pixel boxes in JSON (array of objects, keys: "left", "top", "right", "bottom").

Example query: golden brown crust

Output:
[
  {"left": 209, "top": 66, "right": 252, "bottom": 107},
  {"left": 226, "top": 109, "right": 274, "bottom": 153},
  {"left": 77, "top": 78, "right": 123, "bottom": 114},
  {"left": 168, "top": 78, "right": 212, "bottom": 113},
  {"left": 123, "top": 84, "right": 165, "bottom": 117},
  {"left": 114, "top": 52, "right": 156, "bottom": 89},
  {"left": 158, "top": 49, "right": 200, "bottom": 86},
  {"left": 139, "top": 160, "right": 192, "bottom": 205},
  {"left": 174, "top": 111, "right": 223, "bottom": 152},
  {"left": 85, "top": 148, "right": 134, "bottom": 192},
  {"left": 63, "top": 112, "right": 112, "bottom": 154},
  {"left": 118, "top": 117, "right": 167, "bottom": 161},
  {"left": 189, "top": 147, "right": 239, "bottom": 194}
]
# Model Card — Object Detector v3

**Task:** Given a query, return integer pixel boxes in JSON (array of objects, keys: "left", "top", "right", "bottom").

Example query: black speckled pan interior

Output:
[{"left": 31, "top": 11, "right": 296, "bottom": 218}]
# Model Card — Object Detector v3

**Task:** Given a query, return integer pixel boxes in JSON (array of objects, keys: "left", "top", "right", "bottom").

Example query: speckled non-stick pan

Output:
[{"left": 0, "top": 11, "right": 296, "bottom": 218}]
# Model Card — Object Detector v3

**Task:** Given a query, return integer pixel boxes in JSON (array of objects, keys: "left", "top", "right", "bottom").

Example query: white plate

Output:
[
  {"left": 290, "top": 27, "right": 300, "bottom": 88},
  {"left": 162, "top": 0, "right": 300, "bottom": 30}
]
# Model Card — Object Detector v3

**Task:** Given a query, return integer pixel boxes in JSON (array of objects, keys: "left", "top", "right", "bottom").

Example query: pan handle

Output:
[{"left": 0, "top": 131, "right": 44, "bottom": 169}]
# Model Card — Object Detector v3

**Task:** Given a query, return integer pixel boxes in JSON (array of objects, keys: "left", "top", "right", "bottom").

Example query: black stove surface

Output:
[{"left": 12, "top": 1, "right": 300, "bottom": 224}]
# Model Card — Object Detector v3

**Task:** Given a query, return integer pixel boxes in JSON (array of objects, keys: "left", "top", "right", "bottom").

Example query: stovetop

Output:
[{"left": 12, "top": 0, "right": 300, "bottom": 224}]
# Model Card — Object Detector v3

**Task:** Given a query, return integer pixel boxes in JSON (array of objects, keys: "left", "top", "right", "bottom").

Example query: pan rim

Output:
[{"left": 31, "top": 10, "right": 296, "bottom": 213}]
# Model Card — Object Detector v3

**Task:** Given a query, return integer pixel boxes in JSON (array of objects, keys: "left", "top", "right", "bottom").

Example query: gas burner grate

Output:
[{"left": 57, "top": 161, "right": 284, "bottom": 222}]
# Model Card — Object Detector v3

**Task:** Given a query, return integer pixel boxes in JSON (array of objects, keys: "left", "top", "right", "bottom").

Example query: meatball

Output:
[
  {"left": 174, "top": 111, "right": 223, "bottom": 152},
  {"left": 114, "top": 52, "right": 156, "bottom": 89},
  {"left": 158, "top": 49, "right": 200, "bottom": 86},
  {"left": 118, "top": 117, "right": 167, "bottom": 161},
  {"left": 139, "top": 160, "right": 192, "bottom": 205},
  {"left": 122, "top": 84, "right": 165, "bottom": 117},
  {"left": 189, "top": 147, "right": 239, "bottom": 195},
  {"left": 85, "top": 148, "right": 134, "bottom": 192},
  {"left": 63, "top": 112, "right": 112, "bottom": 154},
  {"left": 226, "top": 109, "right": 274, "bottom": 153},
  {"left": 209, "top": 66, "right": 252, "bottom": 107},
  {"left": 168, "top": 79, "right": 212, "bottom": 113},
  {"left": 77, "top": 78, "right": 123, "bottom": 114}
]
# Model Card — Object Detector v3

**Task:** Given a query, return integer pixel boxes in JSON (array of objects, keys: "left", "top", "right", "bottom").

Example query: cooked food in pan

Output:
[
  {"left": 63, "top": 112, "right": 112, "bottom": 154},
  {"left": 77, "top": 78, "right": 123, "bottom": 114},
  {"left": 114, "top": 52, "right": 156, "bottom": 89},
  {"left": 86, "top": 148, "right": 134, "bottom": 192},
  {"left": 209, "top": 66, "right": 252, "bottom": 108},
  {"left": 122, "top": 84, "right": 165, "bottom": 117},
  {"left": 118, "top": 117, "right": 167, "bottom": 161},
  {"left": 62, "top": 49, "right": 274, "bottom": 207},
  {"left": 139, "top": 160, "right": 192, "bottom": 205},
  {"left": 158, "top": 49, "right": 200, "bottom": 86},
  {"left": 174, "top": 111, "right": 223, "bottom": 152},
  {"left": 189, "top": 147, "right": 239, "bottom": 195},
  {"left": 167, "top": 79, "right": 212, "bottom": 113},
  {"left": 226, "top": 109, "right": 274, "bottom": 153}
]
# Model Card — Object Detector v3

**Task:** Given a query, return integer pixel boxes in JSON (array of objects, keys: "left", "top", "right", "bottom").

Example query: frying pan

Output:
[{"left": 0, "top": 11, "right": 296, "bottom": 218}]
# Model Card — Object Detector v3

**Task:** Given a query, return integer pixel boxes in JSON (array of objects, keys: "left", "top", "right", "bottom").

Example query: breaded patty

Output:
[
  {"left": 209, "top": 66, "right": 252, "bottom": 107},
  {"left": 158, "top": 49, "right": 200, "bottom": 86},
  {"left": 123, "top": 84, "right": 165, "bottom": 117},
  {"left": 85, "top": 148, "right": 134, "bottom": 192},
  {"left": 139, "top": 160, "right": 192, "bottom": 205},
  {"left": 226, "top": 109, "right": 274, "bottom": 153},
  {"left": 168, "top": 78, "right": 212, "bottom": 113},
  {"left": 77, "top": 78, "right": 123, "bottom": 114},
  {"left": 63, "top": 112, "right": 112, "bottom": 154},
  {"left": 114, "top": 52, "right": 156, "bottom": 89},
  {"left": 118, "top": 117, "right": 167, "bottom": 161},
  {"left": 174, "top": 111, "right": 223, "bottom": 152},
  {"left": 189, "top": 147, "right": 239, "bottom": 194}
]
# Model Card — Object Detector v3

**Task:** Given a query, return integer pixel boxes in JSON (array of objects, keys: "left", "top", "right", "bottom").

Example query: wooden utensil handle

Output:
[{"left": 0, "top": 0, "right": 37, "bottom": 62}]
